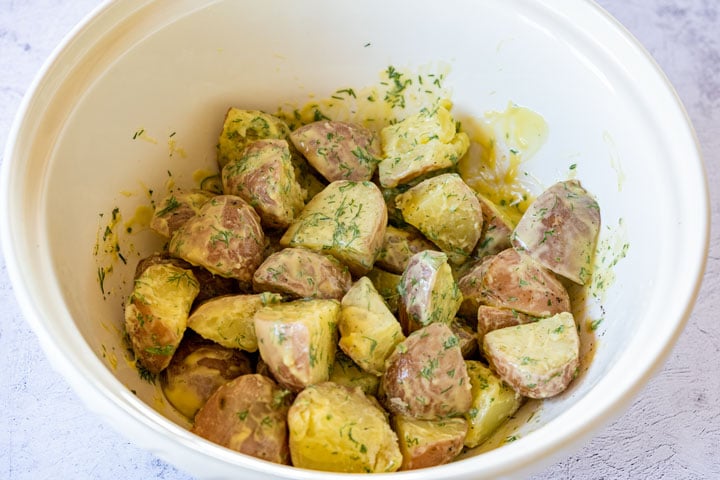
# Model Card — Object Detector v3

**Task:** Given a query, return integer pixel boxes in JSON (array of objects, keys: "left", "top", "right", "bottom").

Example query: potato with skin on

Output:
[
  {"left": 290, "top": 120, "right": 381, "bottom": 182},
  {"left": 187, "top": 292, "right": 283, "bottom": 352},
  {"left": 192, "top": 374, "right": 293, "bottom": 465},
  {"left": 474, "top": 193, "right": 514, "bottom": 259},
  {"left": 379, "top": 104, "right": 470, "bottom": 188},
  {"left": 253, "top": 299, "right": 339, "bottom": 392},
  {"left": 124, "top": 263, "right": 199, "bottom": 374},
  {"left": 339, "top": 277, "right": 405, "bottom": 375},
  {"left": 252, "top": 247, "right": 352, "bottom": 300},
  {"left": 329, "top": 350, "right": 380, "bottom": 396},
  {"left": 382, "top": 322, "right": 472, "bottom": 420},
  {"left": 477, "top": 305, "right": 536, "bottom": 345},
  {"left": 393, "top": 415, "right": 468, "bottom": 470},
  {"left": 395, "top": 173, "right": 483, "bottom": 265},
  {"left": 366, "top": 267, "right": 402, "bottom": 314},
  {"left": 216, "top": 108, "right": 291, "bottom": 169},
  {"left": 463, "top": 360, "right": 523, "bottom": 448},
  {"left": 483, "top": 312, "right": 580, "bottom": 399},
  {"left": 150, "top": 189, "right": 214, "bottom": 238},
  {"left": 399, "top": 250, "right": 462, "bottom": 334},
  {"left": 221, "top": 139, "right": 306, "bottom": 229},
  {"left": 161, "top": 332, "right": 253, "bottom": 420},
  {"left": 280, "top": 180, "right": 387, "bottom": 276},
  {"left": 288, "top": 382, "right": 402, "bottom": 473},
  {"left": 450, "top": 318, "right": 479, "bottom": 359},
  {"left": 375, "top": 225, "right": 439, "bottom": 275},
  {"left": 168, "top": 195, "right": 265, "bottom": 285},
  {"left": 512, "top": 179, "right": 601, "bottom": 285}
]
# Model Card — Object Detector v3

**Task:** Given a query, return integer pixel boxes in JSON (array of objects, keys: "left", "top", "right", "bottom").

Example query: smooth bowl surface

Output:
[{"left": 1, "top": 0, "right": 708, "bottom": 479}]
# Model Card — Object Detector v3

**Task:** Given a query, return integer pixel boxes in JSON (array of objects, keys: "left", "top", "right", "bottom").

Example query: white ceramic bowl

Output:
[{"left": 1, "top": 1, "right": 708, "bottom": 479}]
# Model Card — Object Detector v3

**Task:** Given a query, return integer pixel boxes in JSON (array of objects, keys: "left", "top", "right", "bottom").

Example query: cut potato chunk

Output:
[
  {"left": 290, "top": 120, "right": 381, "bottom": 182},
  {"left": 192, "top": 374, "right": 293, "bottom": 464},
  {"left": 288, "top": 382, "right": 402, "bottom": 473},
  {"left": 252, "top": 247, "right": 351, "bottom": 300},
  {"left": 474, "top": 193, "right": 514, "bottom": 259},
  {"left": 379, "top": 104, "right": 469, "bottom": 188},
  {"left": 329, "top": 351, "right": 380, "bottom": 396},
  {"left": 217, "top": 108, "right": 291, "bottom": 169},
  {"left": 253, "top": 299, "right": 339, "bottom": 391},
  {"left": 187, "top": 292, "right": 282, "bottom": 351},
  {"left": 483, "top": 312, "right": 580, "bottom": 398},
  {"left": 339, "top": 277, "right": 405, "bottom": 375},
  {"left": 150, "top": 189, "right": 214, "bottom": 238},
  {"left": 463, "top": 360, "right": 523, "bottom": 448},
  {"left": 512, "top": 180, "right": 600, "bottom": 284},
  {"left": 124, "top": 263, "right": 199, "bottom": 374},
  {"left": 477, "top": 305, "right": 536, "bottom": 345},
  {"left": 375, "top": 225, "right": 438, "bottom": 274},
  {"left": 221, "top": 139, "right": 305, "bottom": 229},
  {"left": 395, "top": 173, "right": 483, "bottom": 265},
  {"left": 281, "top": 180, "right": 387, "bottom": 275},
  {"left": 393, "top": 415, "right": 468, "bottom": 470},
  {"left": 366, "top": 268, "right": 402, "bottom": 314}
]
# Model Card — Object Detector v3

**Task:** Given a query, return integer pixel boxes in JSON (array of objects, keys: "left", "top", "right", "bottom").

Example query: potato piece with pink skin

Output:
[
  {"left": 375, "top": 225, "right": 439, "bottom": 274},
  {"left": 393, "top": 415, "right": 467, "bottom": 470},
  {"left": 474, "top": 193, "right": 514, "bottom": 259},
  {"left": 477, "top": 305, "right": 536, "bottom": 345},
  {"left": 216, "top": 108, "right": 291, "bottom": 169},
  {"left": 150, "top": 189, "right": 214, "bottom": 238}
]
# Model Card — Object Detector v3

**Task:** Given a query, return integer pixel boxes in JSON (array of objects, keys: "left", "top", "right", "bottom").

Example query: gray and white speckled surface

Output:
[{"left": 1, "top": 1, "right": 718, "bottom": 478}]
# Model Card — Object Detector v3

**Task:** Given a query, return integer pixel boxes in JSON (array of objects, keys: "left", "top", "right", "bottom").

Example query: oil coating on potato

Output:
[
  {"left": 252, "top": 247, "right": 351, "bottom": 300},
  {"left": 216, "top": 108, "right": 291, "bottom": 169},
  {"left": 483, "top": 312, "right": 580, "bottom": 399},
  {"left": 290, "top": 120, "right": 381, "bottom": 182},
  {"left": 168, "top": 195, "right": 265, "bottom": 285},
  {"left": 339, "top": 277, "right": 405, "bottom": 375},
  {"left": 221, "top": 139, "right": 305, "bottom": 229},
  {"left": 393, "top": 415, "right": 468, "bottom": 470},
  {"left": 375, "top": 225, "right": 438, "bottom": 275},
  {"left": 280, "top": 180, "right": 387, "bottom": 275},
  {"left": 395, "top": 173, "right": 483, "bottom": 265},
  {"left": 288, "top": 382, "right": 402, "bottom": 473},
  {"left": 192, "top": 374, "right": 293, "bottom": 464},
  {"left": 150, "top": 189, "right": 214, "bottom": 238},
  {"left": 512, "top": 180, "right": 601, "bottom": 285},
  {"left": 477, "top": 305, "right": 536, "bottom": 345},
  {"left": 398, "top": 250, "right": 462, "bottom": 334},
  {"left": 124, "top": 263, "right": 199, "bottom": 374},
  {"left": 187, "top": 292, "right": 283, "bottom": 351},
  {"left": 382, "top": 322, "right": 471, "bottom": 420},
  {"left": 161, "top": 332, "right": 253, "bottom": 420},
  {"left": 474, "top": 193, "right": 514, "bottom": 259},
  {"left": 329, "top": 350, "right": 380, "bottom": 396},
  {"left": 463, "top": 360, "right": 523, "bottom": 448},
  {"left": 253, "top": 299, "right": 339, "bottom": 392}
]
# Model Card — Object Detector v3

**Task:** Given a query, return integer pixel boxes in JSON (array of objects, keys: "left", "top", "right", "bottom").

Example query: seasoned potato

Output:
[
  {"left": 216, "top": 108, "right": 291, "bottom": 169},
  {"left": 253, "top": 299, "right": 339, "bottom": 391},
  {"left": 329, "top": 351, "right": 381, "bottom": 396},
  {"left": 290, "top": 150, "right": 328, "bottom": 201},
  {"left": 221, "top": 139, "right": 306, "bottom": 229},
  {"left": 192, "top": 374, "right": 293, "bottom": 464},
  {"left": 339, "top": 277, "right": 405, "bottom": 375},
  {"left": 382, "top": 323, "right": 471, "bottom": 420},
  {"left": 280, "top": 180, "right": 387, "bottom": 275},
  {"left": 450, "top": 318, "right": 479, "bottom": 359},
  {"left": 463, "top": 360, "right": 523, "bottom": 448},
  {"left": 399, "top": 250, "right": 462, "bottom": 334},
  {"left": 288, "top": 382, "right": 402, "bottom": 473},
  {"left": 366, "top": 268, "right": 402, "bottom": 314},
  {"left": 252, "top": 247, "right": 352, "bottom": 300},
  {"left": 124, "top": 264, "right": 199, "bottom": 374},
  {"left": 379, "top": 104, "right": 470, "bottom": 188},
  {"left": 393, "top": 415, "right": 468, "bottom": 470},
  {"left": 168, "top": 195, "right": 265, "bottom": 285},
  {"left": 477, "top": 305, "right": 536, "bottom": 345},
  {"left": 483, "top": 312, "right": 580, "bottom": 398},
  {"left": 474, "top": 193, "right": 514, "bottom": 259},
  {"left": 187, "top": 292, "right": 283, "bottom": 351},
  {"left": 375, "top": 225, "right": 438, "bottom": 274},
  {"left": 395, "top": 173, "right": 483, "bottom": 265},
  {"left": 457, "top": 259, "right": 485, "bottom": 319},
  {"left": 512, "top": 180, "right": 601, "bottom": 285},
  {"left": 475, "top": 248, "right": 570, "bottom": 317},
  {"left": 161, "top": 332, "right": 253, "bottom": 419},
  {"left": 290, "top": 120, "right": 381, "bottom": 182},
  {"left": 150, "top": 189, "right": 214, "bottom": 238}
]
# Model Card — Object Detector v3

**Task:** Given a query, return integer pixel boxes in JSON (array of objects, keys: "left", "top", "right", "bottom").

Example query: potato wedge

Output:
[
  {"left": 382, "top": 323, "right": 471, "bottom": 420},
  {"left": 192, "top": 374, "right": 293, "bottom": 464},
  {"left": 366, "top": 268, "right": 402, "bottom": 314},
  {"left": 339, "top": 277, "right": 405, "bottom": 375},
  {"left": 329, "top": 351, "right": 380, "bottom": 396},
  {"left": 395, "top": 173, "right": 483, "bottom": 265},
  {"left": 288, "top": 382, "right": 402, "bottom": 473},
  {"left": 252, "top": 247, "right": 351, "bottom": 300},
  {"left": 483, "top": 312, "right": 580, "bottom": 398},
  {"left": 477, "top": 305, "right": 536, "bottom": 345},
  {"left": 290, "top": 120, "right": 381, "bottom": 182},
  {"left": 216, "top": 108, "right": 291, "bottom": 169},
  {"left": 474, "top": 193, "right": 514, "bottom": 259},
  {"left": 253, "top": 299, "right": 339, "bottom": 391},
  {"left": 280, "top": 180, "right": 387, "bottom": 275},
  {"left": 124, "top": 264, "right": 199, "bottom": 374},
  {"left": 463, "top": 360, "right": 523, "bottom": 448},
  {"left": 150, "top": 189, "right": 214, "bottom": 238},
  {"left": 187, "top": 292, "right": 282, "bottom": 351},
  {"left": 375, "top": 225, "right": 438, "bottom": 274},
  {"left": 393, "top": 415, "right": 467, "bottom": 470}
]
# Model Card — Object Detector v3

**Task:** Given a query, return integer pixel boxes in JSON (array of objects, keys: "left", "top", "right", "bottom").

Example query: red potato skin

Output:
[{"left": 477, "top": 305, "right": 536, "bottom": 345}]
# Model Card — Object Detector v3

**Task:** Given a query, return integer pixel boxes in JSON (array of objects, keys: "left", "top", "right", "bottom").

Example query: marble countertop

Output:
[{"left": 1, "top": 1, "right": 718, "bottom": 478}]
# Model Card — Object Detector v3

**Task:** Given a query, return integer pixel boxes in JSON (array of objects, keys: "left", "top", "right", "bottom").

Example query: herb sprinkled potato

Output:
[
  {"left": 150, "top": 189, "right": 214, "bottom": 238},
  {"left": 366, "top": 267, "right": 402, "bottom": 314},
  {"left": 217, "top": 108, "right": 291, "bottom": 169},
  {"left": 393, "top": 415, "right": 468, "bottom": 470},
  {"left": 375, "top": 225, "right": 439, "bottom": 274},
  {"left": 477, "top": 305, "right": 536, "bottom": 345},
  {"left": 288, "top": 382, "right": 402, "bottom": 473},
  {"left": 329, "top": 351, "right": 380, "bottom": 396},
  {"left": 474, "top": 193, "right": 514, "bottom": 259}
]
